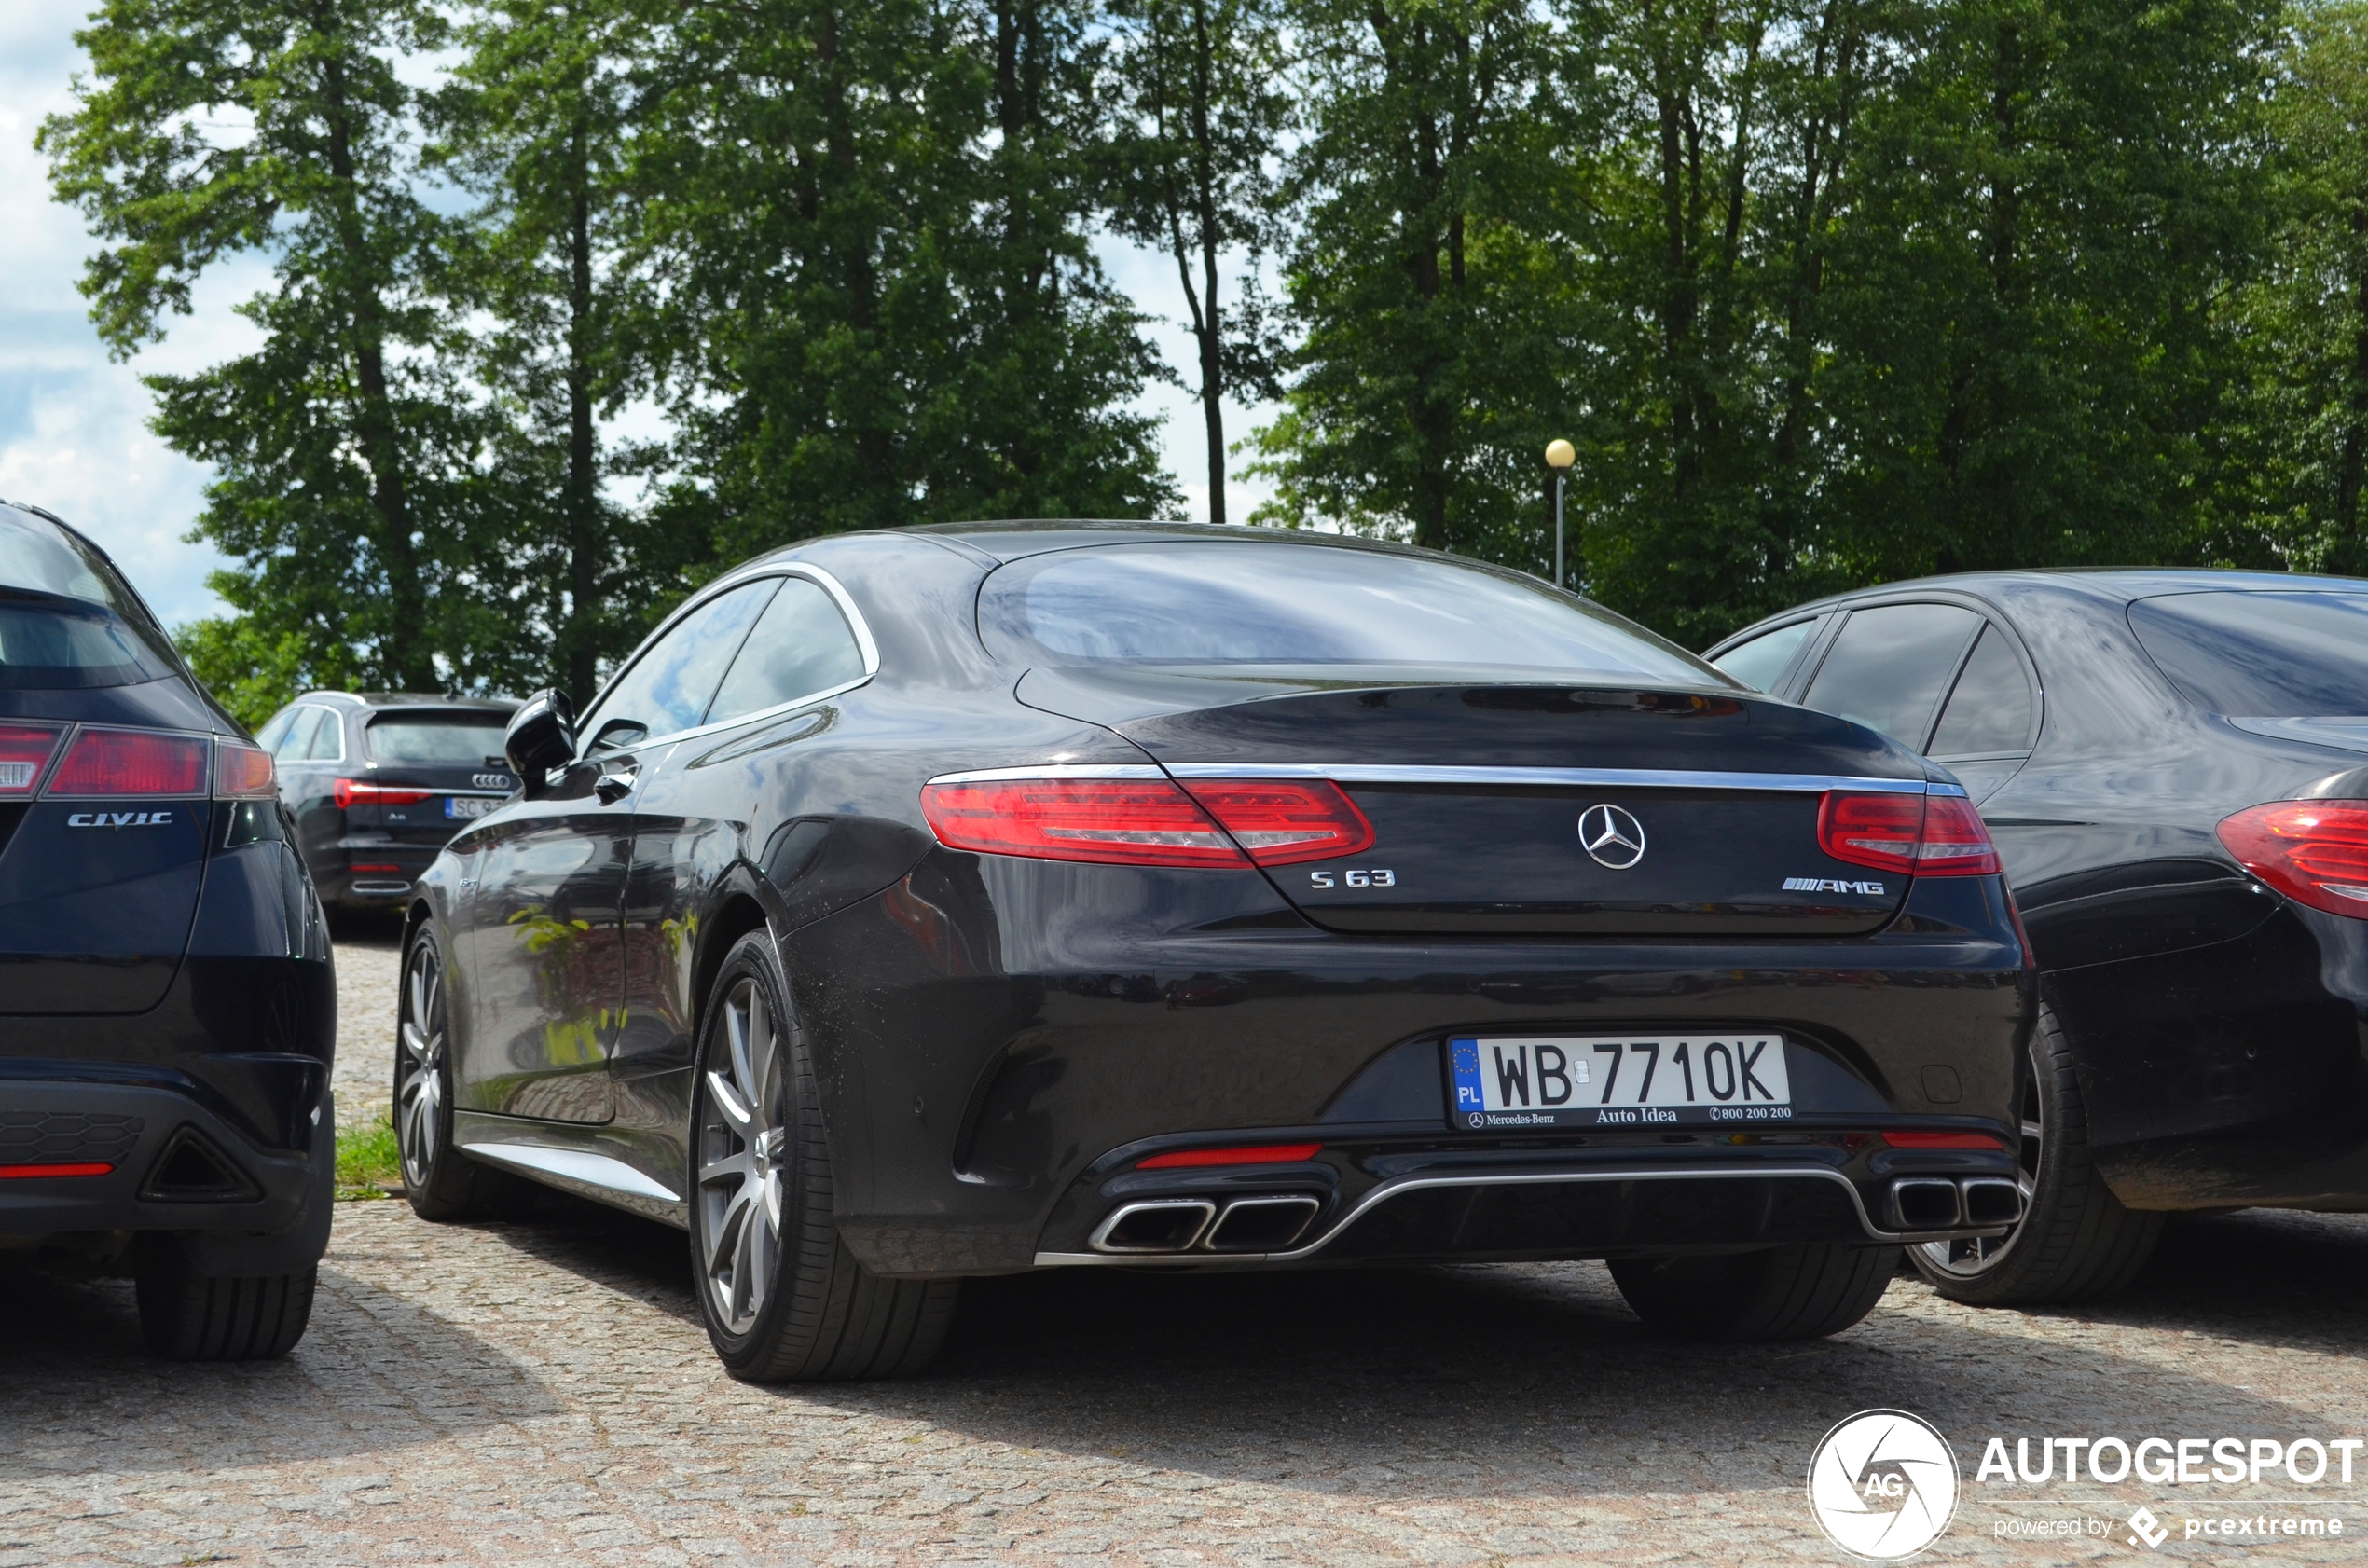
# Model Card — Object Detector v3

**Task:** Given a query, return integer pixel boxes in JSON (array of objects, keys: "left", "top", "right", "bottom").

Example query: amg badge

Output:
[{"left": 1783, "top": 875, "right": 1885, "bottom": 895}]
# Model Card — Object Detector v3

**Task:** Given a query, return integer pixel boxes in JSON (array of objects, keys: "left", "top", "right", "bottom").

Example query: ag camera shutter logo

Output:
[{"left": 1808, "top": 1409, "right": 1961, "bottom": 1561}]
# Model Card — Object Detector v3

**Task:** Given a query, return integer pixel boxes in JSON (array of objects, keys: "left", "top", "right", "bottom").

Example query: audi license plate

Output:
[
  {"left": 445, "top": 795, "right": 501, "bottom": 820},
  {"left": 1448, "top": 1034, "right": 1794, "bottom": 1131}
]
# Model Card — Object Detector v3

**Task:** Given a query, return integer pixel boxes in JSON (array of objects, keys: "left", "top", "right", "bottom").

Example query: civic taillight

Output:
[
  {"left": 1817, "top": 791, "right": 2001, "bottom": 877},
  {"left": 47, "top": 728, "right": 209, "bottom": 796},
  {"left": 0, "top": 724, "right": 63, "bottom": 795},
  {"left": 2217, "top": 800, "right": 2368, "bottom": 917},
  {"left": 919, "top": 775, "right": 1376, "bottom": 869},
  {"left": 215, "top": 740, "right": 277, "bottom": 799},
  {"left": 335, "top": 778, "right": 434, "bottom": 809}
]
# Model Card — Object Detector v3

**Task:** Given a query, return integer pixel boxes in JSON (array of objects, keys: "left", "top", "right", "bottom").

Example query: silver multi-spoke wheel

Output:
[
  {"left": 696, "top": 976, "right": 787, "bottom": 1337},
  {"left": 396, "top": 936, "right": 447, "bottom": 1189},
  {"left": 1917, "top": 1063, "right": 2043, "bottom": 1277}
]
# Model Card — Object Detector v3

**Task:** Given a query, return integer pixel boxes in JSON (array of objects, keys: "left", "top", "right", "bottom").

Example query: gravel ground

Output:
[{"left": 4, "top": 936, "right": 2366, "bottom": 1567}]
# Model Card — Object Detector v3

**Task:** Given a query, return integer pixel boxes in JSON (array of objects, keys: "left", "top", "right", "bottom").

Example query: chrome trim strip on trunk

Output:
[
  {"left": 460, "top": 1141, "right": 680, "bottom": 1203},
  {"left": 1160, "top": 763, "right": 1942, "bottom": 794},
  {"left": 1031, "top": 1163, "right": 2003, "bottom": 1268},
  {"left": 927, "top": 763, "right": 1169, "bottom": 784}
]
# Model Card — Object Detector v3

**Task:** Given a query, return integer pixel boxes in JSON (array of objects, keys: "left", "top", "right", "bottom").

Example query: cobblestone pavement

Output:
[
  {"left": 4, "top": 940, "right": 2366, "bottom": 1567},
  {"left": 329, "top": 920, "right": 402, "bottom": 1132}
]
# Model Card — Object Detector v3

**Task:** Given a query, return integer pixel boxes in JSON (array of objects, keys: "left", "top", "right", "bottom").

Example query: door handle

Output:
[{"left": 595, "top": 766, "right": 638, "bottom": 805}]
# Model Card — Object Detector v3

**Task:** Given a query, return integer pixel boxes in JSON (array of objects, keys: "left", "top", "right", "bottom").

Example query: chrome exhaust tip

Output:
[
  {"left": 1088, "top": 1199, "right": 1216, "bottom": 1254},
  {"left": 1888, "top": 1176, "right": 1962, "bottom": 1231},
  {"left": 1959, "top": 1176, "right": 2023, "bottom": 1227},
  {"left": 1203, "top": 1194, "right": 1321, "bottom": 1253}
]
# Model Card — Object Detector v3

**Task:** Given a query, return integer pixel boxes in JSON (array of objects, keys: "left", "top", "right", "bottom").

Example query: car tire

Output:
[
  {"left": 395, "top": 922, "right": 523, "bottom": 1222},
  {"left": 1609, "top": 1243, "right": 1897, "bottom": 1341},
  {"left": 135, "top": 1254, "right": 316, "bottom": 1360},
  {"left": 689, "top": 931, "right": 960, "bottom": 1382},
  {"left": 1909, "top": 1004, "right": 2164, "bottom": 1305}
]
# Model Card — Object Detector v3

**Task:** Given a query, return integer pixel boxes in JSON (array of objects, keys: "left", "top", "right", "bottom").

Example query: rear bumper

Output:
[{"left": 0, "top": 1077, "right": 334, "bottom": 1275}]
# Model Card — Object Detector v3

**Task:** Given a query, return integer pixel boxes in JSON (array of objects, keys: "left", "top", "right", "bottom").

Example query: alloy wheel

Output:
[
  {"left": 696, "top": 976, "right": 788, "bottom": 1336},
  {"left": 395, "top": 939, "right": 447, "bottom": 1188},
  {"left": 1916, "top": 1052, "right": 2043, "bottom": 1276}
]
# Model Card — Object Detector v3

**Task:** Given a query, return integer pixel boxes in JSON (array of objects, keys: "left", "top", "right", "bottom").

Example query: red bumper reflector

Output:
[
  {"left": 0, "top": 1162, "right": 114, "bottom": 1178},
  {"left": 1136, "top": 1142, "right": 1323, "bottom": 1169},
  {"left": 2218, "top": 800, "right": 2368, "bottom": 918},
  {"left": 1880, "top": 1131, "right": 2005, "bottom": 1150}
]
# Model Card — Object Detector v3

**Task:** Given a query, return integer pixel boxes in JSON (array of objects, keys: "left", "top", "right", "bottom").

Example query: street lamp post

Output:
[{"left": 1545, "top": 439, "right": 1576, "bottom": 590}]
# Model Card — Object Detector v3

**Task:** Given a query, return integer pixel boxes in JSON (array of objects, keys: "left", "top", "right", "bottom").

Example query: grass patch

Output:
[{"left": 336, "top": 1117, "right": 402, "bottom": 1200}]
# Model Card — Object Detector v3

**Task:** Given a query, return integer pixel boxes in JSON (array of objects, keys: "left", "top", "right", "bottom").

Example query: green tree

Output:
[
  {"left": 633, "top": 0, "right": 1176, "bottom": 569},
  {"left": 431, "top": 0, "right": 659, "bottom": 704},
  {"left": 40, "top": 0, "right": 499, "bottom": 695},
  {"left": 1102, "top": 0, "right": 1292, "bottom": 522}
]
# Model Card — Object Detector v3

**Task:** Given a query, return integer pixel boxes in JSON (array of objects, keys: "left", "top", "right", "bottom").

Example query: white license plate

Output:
[
  {"left": 1449, "top": 1034, "right": 1794, "bottom": 1130},
  {"left": 445, "top": 795, "right": 501, "bottom": 820}
]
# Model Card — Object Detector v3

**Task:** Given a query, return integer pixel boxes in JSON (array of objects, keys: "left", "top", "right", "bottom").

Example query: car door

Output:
[
  {"left": 613, "top": 571, "right": 874, "bottom": 1131},
  {"left": 273, "top": 705, "right": 346, "bottom": 881}
]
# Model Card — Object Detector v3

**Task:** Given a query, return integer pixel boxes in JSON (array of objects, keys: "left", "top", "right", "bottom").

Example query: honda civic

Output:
[{"left": 396, "top": 522, "right": 2034, "bottom": 1380}]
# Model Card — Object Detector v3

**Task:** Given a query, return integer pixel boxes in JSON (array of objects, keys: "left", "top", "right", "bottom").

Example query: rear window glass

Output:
[
  {"left": 365, "top": 714, "right": 512, "bottom": 764},
  {"left": 979, "top": 541, "right": 1716, "bottom": 683},
  {"left": 2128, "top": 591, "right": 2368, "bottom": 716},
  {"left": 0, "top": 507, "right": 175, "bottom": 689}
]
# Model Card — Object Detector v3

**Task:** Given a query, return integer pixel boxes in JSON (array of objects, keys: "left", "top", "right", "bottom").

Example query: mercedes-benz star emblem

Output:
[{"left": 1577, "top": 803, "right": 1647, "bottom": 869}]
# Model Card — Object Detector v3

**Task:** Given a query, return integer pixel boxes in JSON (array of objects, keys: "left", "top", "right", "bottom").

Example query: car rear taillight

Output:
[
  {"left": 1817, "top": 791, "right": 2001, "bottom": 877},
  {"left": 335, "top": 778, "right": 434, "bottom": 809},
  {"left": 215, "top": 739, "right": 277, "bottom": 799},
  {"left": 1175, "top": 779, "right": 1375, "bottom": 865},
  {"left": 0, "top": 724, "right": 63, "bottom": 795},
  {"left": 2217, "top": 800, "right": 2368, "bottom": 917},
  {"left": 922, "top": 777, "right": 1249, "bottom": 866},
  {"left": 47, "top": 728, "right": 209, "bottom": 796}
]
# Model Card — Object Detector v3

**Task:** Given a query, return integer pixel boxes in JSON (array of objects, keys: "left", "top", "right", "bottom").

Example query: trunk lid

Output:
[
  {"left": 1017, "top": 666, "right": 1932, "bottom": 936},
  {"left": 346, "top": 708, "right": 517, "bottom": 844}
]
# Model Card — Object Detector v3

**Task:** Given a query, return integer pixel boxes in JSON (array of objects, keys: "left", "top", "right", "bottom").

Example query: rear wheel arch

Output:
[{"left": 690, "top": 889, "right": 776, "bottom": 1047}]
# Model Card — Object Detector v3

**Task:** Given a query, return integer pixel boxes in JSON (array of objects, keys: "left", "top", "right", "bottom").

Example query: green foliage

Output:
[
  {"left": 334, "top": 1116, "right": 402, "bottom": 1200},
  {"left": 173, "top": 606, "right": 333, "bottom": 731}
]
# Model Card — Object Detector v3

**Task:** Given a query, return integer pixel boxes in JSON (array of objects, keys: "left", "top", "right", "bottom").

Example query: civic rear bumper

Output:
[{"left": 0, "top": 1078, "right": 334, "bottom": 1275}]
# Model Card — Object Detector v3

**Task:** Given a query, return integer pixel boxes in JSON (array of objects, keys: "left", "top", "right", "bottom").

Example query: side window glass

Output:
[
  {"left": 1802, "top": 603, "right": 1983, "bottom": 750},
  {"left": 255, "top": 709, "right": 296, "bottom": 754},
  {"left": 580, "top": 580, "right": 779, "bottom": 747},
  {"left": 1930, "top": 624, "right": 2035, "bottom": 757},
  {"left": 1711, "top": 616, "right": 1824, "bottom": 693},
  {"left": 274, "top": 708, "right": 324, "bottom": 760},
  {"left": 303, "top": 708, "right": 345, "bottom": 761},
  {"left": 704, "top": 577, "right": 868, "bottom": 727}
]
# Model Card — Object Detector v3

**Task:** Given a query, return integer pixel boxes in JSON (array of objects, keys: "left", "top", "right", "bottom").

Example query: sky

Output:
[{"left": 0, "top": 0, "right": 1279, "bottom": 634}]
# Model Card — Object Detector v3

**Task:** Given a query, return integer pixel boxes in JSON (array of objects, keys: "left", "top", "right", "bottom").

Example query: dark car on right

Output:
[{"left": 1709, "top": 571, "right": 2368, "bottom": 1305}]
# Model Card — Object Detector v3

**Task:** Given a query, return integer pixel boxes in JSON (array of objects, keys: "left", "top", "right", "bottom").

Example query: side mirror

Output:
[{"left": 504, "top": 689, "right": 577, "bottom": 793}]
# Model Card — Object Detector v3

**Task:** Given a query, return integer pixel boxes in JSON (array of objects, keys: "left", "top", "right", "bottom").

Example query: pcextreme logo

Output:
[{"left": 1808, "top": 1410, "right": 1962, "bottom": 1561}]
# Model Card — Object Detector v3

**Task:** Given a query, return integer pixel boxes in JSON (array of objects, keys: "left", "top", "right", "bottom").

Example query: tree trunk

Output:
[
  {"left": 817, "top": 1, "right": 895, "bottom": 489},
  {"left": 564, "top": 110, "right": 599, "bottom": 708},
  {"left": 322, "top": 49, "right": 432, "bottom": 690},
  {"left": 1191, "top": 0, "right": 1227, "bottom": 526}
]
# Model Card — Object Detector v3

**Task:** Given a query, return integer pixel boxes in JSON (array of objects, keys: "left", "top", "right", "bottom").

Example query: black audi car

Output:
[
  {"left": 254, "top": 692, "right": 518, "bottom": 914},
  {"left": 1712, "top": 571, "right": 2368, "bottom": 1305},
  {"left": 398, "top": 522, "right": 2034, "bottom": 1381},
  {"left": 0, "top": 501, "right": 333, "bottom": 1359}
]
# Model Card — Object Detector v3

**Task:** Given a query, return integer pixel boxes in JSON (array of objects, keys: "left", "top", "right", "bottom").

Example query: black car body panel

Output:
[
  {"left": 0, "top": 501, "right": 334, "bottom": 1277},
  {"left": 417, "top": 523, "right": 2035, "bottom": 1275},
  {"left": 1711, "top": 568, "right": 2368, "bottom": 1212}
]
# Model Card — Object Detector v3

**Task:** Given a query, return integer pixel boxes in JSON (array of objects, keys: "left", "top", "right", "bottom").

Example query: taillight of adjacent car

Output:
[
  {"left": 919, "top": 776, "right": 1374, "bottom": 868},
  {"left": 45, "top": 727, "right": 210, "bottom": 796},
  {"left": 2216, "top": 800, "right": 2368, "bottom": 917},
  {"left": 1816, "top": 791, "right": 2002, "bottom": 877},
  {"left": 334, "top": 778, "right": 434, "bottom": 809}
]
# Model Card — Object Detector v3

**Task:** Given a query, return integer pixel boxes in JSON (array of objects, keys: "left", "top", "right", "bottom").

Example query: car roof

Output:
[
  {"left": 297, "top": 692, "right": 519, "bottom": 713},
  {"left": 1742, "top": 567, "right": 2368, "bottom": 626},
  {"left": 893, "top": 518, "right": 1432, "bottom": 565}
]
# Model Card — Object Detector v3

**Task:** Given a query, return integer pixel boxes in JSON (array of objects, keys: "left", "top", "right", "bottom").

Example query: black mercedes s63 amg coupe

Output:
[
  {"left": 396, "top": 521, "right": 2035, "bottom": 1380},
  {"left": 0, "top": 501, "right": 333, "bottom": 1359},
  {"left": 1713, "top": 570, "right": 2368, "bottom": 1307}
]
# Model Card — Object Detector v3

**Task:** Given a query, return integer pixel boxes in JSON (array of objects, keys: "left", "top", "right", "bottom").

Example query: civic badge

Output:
[{"left": 1577, "top": 803, "right": 1646, "bottom": 869}]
